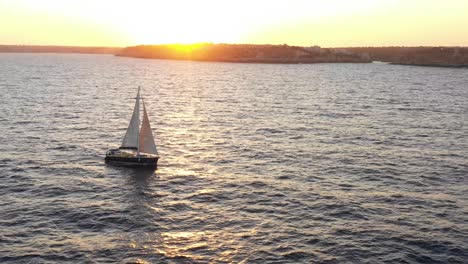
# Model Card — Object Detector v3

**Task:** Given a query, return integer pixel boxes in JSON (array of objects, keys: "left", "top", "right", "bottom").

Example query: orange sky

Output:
[{"left": 1, "top": 0, "right": 467, "bottom": 47}]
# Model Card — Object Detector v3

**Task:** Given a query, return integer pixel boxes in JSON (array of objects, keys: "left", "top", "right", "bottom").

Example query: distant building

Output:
[
  {"left": 333, "top": 48, "right": 353, "bottom": 55},
  {"left": 255, "top": 51, "right": 265, "bottom": 59},
  {"left": 306, "top": 45, "right": 321, "bottom": 53},
  {"left": 294, "top": 49, "right": 309, "bottom": 57}
]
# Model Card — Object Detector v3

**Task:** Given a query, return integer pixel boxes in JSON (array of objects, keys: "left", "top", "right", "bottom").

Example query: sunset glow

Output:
[{"left": 1, "top": 0, "right": 468, "bottom": 47}]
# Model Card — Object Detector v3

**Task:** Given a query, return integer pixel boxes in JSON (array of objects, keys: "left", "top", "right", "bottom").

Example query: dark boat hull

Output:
[{"left": 105, "top": 156, "right": 158, "bottom": 168}]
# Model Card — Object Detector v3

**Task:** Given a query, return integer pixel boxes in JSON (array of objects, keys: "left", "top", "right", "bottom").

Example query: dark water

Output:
[{"left": 0, "top": 53, "right": 467, "bottom": 263}]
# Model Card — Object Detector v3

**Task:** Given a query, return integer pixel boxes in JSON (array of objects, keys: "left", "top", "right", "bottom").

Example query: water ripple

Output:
[{"left": 0, "top": 54, "right": 467, "bottom": 263}]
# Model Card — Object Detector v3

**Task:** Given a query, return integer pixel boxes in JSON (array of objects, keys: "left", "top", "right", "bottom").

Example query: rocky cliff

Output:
[
  {"left": 347, "top": 47, "right": 468, "bottom": 68},
  {"left": 116, "top": 44, "right": 372, "bottom": 64}
]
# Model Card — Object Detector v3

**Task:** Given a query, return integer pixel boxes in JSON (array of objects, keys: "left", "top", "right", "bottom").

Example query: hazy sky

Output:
[{"left": 1, "top": 0, "right": 467, "bottom": 47}]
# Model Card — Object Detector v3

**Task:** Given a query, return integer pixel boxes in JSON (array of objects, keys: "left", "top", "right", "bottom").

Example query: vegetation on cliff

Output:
[
  {"left": 2, "top": 44, "right": 467, "bottom": 68},
  {"left": 116, "top": 43, "right": 371, "bottom": 64},
  {"left": 347, "top": 47, "right": 468, "bottom": 68}
]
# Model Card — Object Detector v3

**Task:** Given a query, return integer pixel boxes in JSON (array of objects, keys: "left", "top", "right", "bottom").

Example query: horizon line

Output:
[{"left": 2, "top": 43, "right": 468, "bottom": 49}]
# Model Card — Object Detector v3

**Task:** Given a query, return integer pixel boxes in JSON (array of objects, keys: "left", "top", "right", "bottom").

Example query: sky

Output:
[{"left": 1, "top": 0, "right": 467, "bottom": 47}]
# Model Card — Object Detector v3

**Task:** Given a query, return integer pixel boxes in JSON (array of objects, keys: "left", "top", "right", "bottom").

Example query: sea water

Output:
[{"left": 0, "top": 53, "right": 467, "bottom": 263}]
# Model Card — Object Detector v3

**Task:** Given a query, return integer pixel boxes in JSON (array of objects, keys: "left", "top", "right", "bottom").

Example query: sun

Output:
[
  {"left": 113, "top": 1, "right": 244, "bottom": 45},
  {"left": 125, "top": 19, "right": 243, "bottom": 45}
]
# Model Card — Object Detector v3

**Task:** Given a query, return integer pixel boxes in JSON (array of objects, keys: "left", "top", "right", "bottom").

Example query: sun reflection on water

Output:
[
  {"left": 125, "top": 228, "right": 253, "bottom": 263},
  {"left": 155, "top": 231, "right": 246, "bottom": 263},
  {"left": 120, "top": 162, "right": 254, "bottom": 263}
]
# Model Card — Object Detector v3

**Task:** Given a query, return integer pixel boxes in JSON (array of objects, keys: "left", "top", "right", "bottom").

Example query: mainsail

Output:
[
  {"left": 139, "top": 100, "right": 158, "bottom": 155},
  {"left": 120, "top": 88, "right": 140, "bottom": 149}
]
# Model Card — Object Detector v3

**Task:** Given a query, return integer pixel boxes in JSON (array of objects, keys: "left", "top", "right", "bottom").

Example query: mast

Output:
[{"left": 136, "top": 87, "right": 141, "bottom": 157}]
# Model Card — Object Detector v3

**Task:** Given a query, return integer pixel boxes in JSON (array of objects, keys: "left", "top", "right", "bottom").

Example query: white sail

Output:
[
  {"left": 139, "top": 100, "right": 158, "bottom": 155},
  {"left": 121, "top": 88, "right": 140, "bottom": 149}
]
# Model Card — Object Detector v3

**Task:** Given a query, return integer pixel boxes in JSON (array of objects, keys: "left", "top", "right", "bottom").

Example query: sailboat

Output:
[{"left": 105, "top": 87, "right": 159, "bottom": 168}]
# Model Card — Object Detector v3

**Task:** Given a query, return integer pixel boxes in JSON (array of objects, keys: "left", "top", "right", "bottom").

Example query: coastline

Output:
[
  {"left": 390, "top": 62, "right": 468, "bottom": 69},
  {"left": 0, "top": 45, "right": 120, "bottom": 54},
  {"left": 2, "top": 44, "right": 467, "bottom": 68},
  {"left": 115, "top": 44, "right": 372, "bottom": 64},
  {"left": 348, "top": 47, "right": 468, "bottom": 68}
]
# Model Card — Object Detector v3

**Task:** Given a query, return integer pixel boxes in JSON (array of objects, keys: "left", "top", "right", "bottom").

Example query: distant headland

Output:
[
  {"left": 1, "top": 44, "right": 467, "bottom": 68},
  {"left": 0, "top": 45, "right": 120, "bottom": 54},
  {"left": 116, "top": 44, "right": 371, "bottom": 64},
  {"left": 347, "top": 47, "right": 468, "bottom": 68}
]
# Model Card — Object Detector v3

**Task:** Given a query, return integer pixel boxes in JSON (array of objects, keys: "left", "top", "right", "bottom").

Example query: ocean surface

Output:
[{"left": 0, "top": 53, "right": 467, "bottom": 264}]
